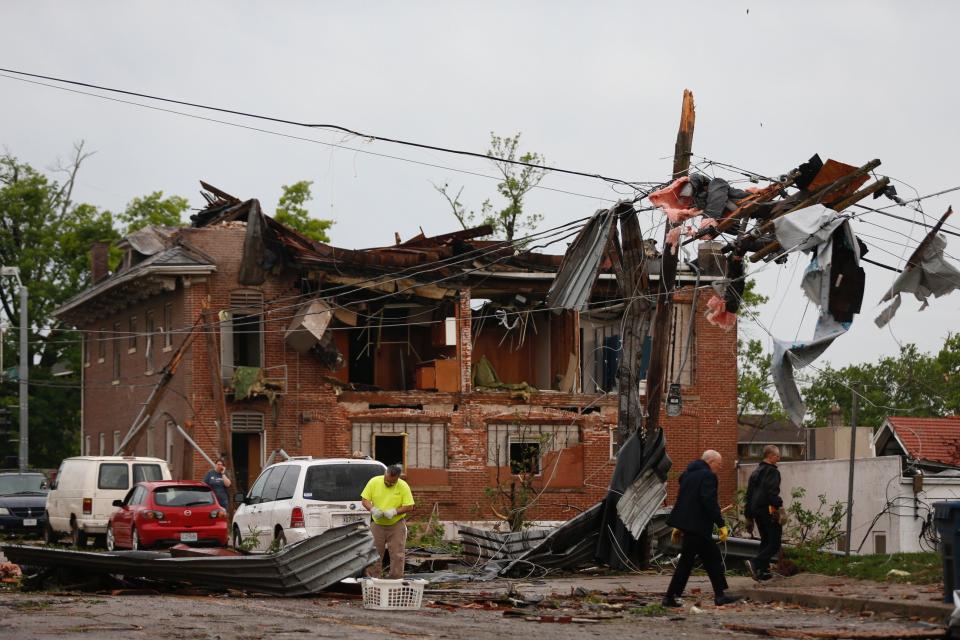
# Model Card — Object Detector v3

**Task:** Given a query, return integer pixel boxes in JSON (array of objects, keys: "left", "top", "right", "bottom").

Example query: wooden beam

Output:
[
  {"left": 643, "top": 89, "right": 695, "bottom": 438},
  {"left": 750, "top": 177, "right": 890, "bottom": 262}
]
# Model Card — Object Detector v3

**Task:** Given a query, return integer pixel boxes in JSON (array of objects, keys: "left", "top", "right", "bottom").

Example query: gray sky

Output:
[{"left": 1, "top": 1, "right": 958, "bottom": 372}]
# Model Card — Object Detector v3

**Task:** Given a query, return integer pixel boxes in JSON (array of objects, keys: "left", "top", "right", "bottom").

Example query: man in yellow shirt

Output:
[{"left": 360, "top": 464, "right": 415, "bottom": 579}]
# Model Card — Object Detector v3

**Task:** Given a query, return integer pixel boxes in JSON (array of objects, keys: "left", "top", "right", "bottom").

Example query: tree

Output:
[
  {"left": 736, "top": 280, "right": 783, "bottom": 419},
  {"left": 802, "top": 335, "right": 960, "bottom": 428},
  {"left": 0, "top": 143, "right": 120, "bottom": 467},
  {"left": 435, "top": 132, "right": 547, "bottom": 242},
  {"left": 117, "top": 191, "right": 190, "bottom": 234},
  {"left": 274, "top": 180, "right": 333, "bottom": 243}
]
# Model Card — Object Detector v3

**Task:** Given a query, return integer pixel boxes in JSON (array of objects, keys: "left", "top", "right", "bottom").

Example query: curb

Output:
[{"left": 739, "top": 586, "right": 953, "bottom": 623}]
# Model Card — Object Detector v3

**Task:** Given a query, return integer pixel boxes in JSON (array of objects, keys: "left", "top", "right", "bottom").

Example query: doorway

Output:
[
  {"left": 231, "top": 432, "right": 263, "bottom": 496},
  {"left": 372, "top": 434, "right": 405, "bottom": 468}
]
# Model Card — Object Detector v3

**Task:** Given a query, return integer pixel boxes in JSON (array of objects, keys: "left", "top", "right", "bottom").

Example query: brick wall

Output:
[{"left": 78, "top": 225, "right": 740, "bottom": 524}]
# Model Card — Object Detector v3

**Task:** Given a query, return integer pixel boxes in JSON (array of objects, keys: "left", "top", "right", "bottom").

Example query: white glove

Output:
[
  {"left": 383, "top": 508, "right": 398, "bottom": 519},
  {"left": 371, "top": 507, "right": 384, "bottom": 519}
]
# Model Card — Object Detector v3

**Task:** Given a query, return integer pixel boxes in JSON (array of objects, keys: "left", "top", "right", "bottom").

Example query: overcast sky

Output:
[{"left": 1, "top": 1, "right": 958, "bottom": 373}]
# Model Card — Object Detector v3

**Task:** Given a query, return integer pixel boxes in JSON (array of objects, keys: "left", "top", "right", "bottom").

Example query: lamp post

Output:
[{"left": 0, "top": 267, "right": 27, "bottom": 471}]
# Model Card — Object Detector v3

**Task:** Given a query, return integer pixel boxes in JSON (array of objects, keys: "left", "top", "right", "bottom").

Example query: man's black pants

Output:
[
  {"left": 752, "top": 510, "right": 782, "bottom": 575},
  {"left": 666, "top": 531, "right": 728, "bottom": 598}
]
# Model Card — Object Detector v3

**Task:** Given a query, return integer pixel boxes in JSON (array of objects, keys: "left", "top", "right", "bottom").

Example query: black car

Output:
[{"left": 0, "top": 471, "right": 48, "bottom": 536}]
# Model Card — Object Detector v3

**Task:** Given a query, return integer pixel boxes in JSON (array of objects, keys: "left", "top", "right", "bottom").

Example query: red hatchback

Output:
[{"left": 107, "top": 481, "right": 228, "bottom": 550}]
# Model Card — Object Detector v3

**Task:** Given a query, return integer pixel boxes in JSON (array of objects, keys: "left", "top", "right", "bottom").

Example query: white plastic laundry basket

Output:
[{"left": 361, "top": 578, "right": 427, "bottom": 610}]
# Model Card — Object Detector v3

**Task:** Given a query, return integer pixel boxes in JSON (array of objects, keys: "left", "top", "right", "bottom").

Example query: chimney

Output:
[
  {"left": 828, "top": 404, "right": 843, "bottom": 428},
  {"left": 90, "top": 242, "right": 110, "bottom": 284}
]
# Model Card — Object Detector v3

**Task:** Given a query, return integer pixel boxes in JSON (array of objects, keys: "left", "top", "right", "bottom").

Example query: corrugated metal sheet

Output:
[
  {"left": 616, "top": 470, "right": 668, "bottom": 540},
  {"left": 615, "top": 428, "right": 671, "bottom": 539},
  {"left": 546, "top": 207, "right": 617, "bottom": 311},
  {"left": 500, "top": 503, "right": 604, "bottom": 577},
  {"left": 1, "top": 521, "right": 377, "bottom": 597},
  {"left": 458, "top": 525, "right": 550, "bottom": 564}
]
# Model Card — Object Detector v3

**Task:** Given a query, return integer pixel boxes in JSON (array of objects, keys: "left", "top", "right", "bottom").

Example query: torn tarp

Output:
[
  {"left": 876, "top": 232, "right": 960, "bottom": 327},
  {"left": 771, "top": 205, "right": 864, "bottom": 426}
]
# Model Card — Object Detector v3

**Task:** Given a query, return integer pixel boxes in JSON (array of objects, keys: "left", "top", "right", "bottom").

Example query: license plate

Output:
[
  {"left": 23, "top": 518, "right": 37, "bottom": 527},
  {"left": 342, "top": 514, "right": 366, "bottom": 524},
  {"left": 180, "top": 532, "right": 198, "bottom": 542}
]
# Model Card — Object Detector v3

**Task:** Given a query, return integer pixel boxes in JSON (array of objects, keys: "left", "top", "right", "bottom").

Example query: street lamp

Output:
[{"left": 0, "top": 266, "right": 27, "bottom": 472}]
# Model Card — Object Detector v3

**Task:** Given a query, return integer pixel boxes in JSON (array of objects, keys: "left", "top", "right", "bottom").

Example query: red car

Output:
[{"left": 106, "top": 481, "right": 228, "bottom": 550}]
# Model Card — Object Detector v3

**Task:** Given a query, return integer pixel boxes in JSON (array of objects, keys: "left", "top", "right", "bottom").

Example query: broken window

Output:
[
  {"left": 351, "top": 422, "right": 446, "bottom": 468},
  {"left": 486, "top": 423, "right": 580, "bottom": 474},
  {"left": 112, "top": 322, "right": 122, "bottom": 381},
  {"left": 221, "top": 290, "right": 264, "bottom": 381},
  {"left": 163, "top": 303, "right": 173, "bottom": 349},
  {"left": 580, "top": 312, "right": 653, "bottom": 394},
  {"left": 128, "top": 316, "right": 138, "bottom": 352},
  {"left": 144, "top": 309, "right": 155, "bottom": 372},
  {"left": 472, "top": 303, "right": 579, "bottom": 392},
  {"left": 667, "top": 302, "right": 694, "bottom": 386},
  {"left": 340, "top": 301, "right": 458, "bottom": 392}
]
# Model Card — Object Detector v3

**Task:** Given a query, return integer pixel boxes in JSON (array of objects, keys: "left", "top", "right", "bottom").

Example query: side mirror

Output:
[
  {"left": 112, "top": 499, "right": 123, "bottom": 507},
  {"left": 234, "top": 493, "right": 246, "bottom": 505},
  {"left": 50, "top": 481, "right": 57, "bottom": 490}
]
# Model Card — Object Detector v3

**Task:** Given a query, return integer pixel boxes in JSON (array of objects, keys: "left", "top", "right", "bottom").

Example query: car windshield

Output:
[
  {"left": 153, "top": 486, "right": 215, "bottom": 507},
  {"left": 0, "top": 474, "right": 47, "bottom": 495},
  {"left": 303, "top": 464, "right": 383, "bottom": 502}
]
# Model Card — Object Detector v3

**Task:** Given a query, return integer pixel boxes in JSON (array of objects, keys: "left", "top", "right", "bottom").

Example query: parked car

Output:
[
  {"left": 45, "top": 456, "right": 172, "bottom": 547},
  {"left": 232, "top": 457, "right": 386, "bottom": 552},
  {"left": 107, "top": 481, "right": 228, "bottom": 550},
  {"left": 0, "top": 471, "right": 49, "bottom": 537}
]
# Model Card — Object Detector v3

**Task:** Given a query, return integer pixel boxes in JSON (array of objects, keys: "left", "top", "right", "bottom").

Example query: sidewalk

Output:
[{"left": 433, "top": 571, "right": 953, "bottom": 623}]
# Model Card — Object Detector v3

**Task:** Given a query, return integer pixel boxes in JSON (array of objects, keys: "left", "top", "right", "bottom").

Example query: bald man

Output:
[{"left": 662, "top": 450, "right": 740, "bottom": 608}]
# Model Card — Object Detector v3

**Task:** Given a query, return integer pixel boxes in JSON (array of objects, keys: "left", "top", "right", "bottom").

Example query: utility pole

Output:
[
  {"left": 1, "top": 267, "right": 28, "bottom": 471},
  {"left": 844, "top": 387, "right": 859, "bottom": 556},
  {"left": 643, "top": 90, "right": 695, "bottom": 437}
]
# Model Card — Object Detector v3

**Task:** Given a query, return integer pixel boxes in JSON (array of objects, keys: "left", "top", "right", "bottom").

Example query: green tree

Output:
[
  {"left": 802, "top": 335, "right": 960, "bottom": 428},
  {"left": 274, "top": 180, "right": 333, "bottom": 243},
  {"left": 736, "top": 280, "right": 783, "bottom": 419},
  {"left": 117, "top": 191, "right": 190, "bottom": 233},
  {"left": 434, "top": 132, "right": 547, "bottom": 241},
  {"left": 0, "top": 144, "right": 119, "bottom": 467}
]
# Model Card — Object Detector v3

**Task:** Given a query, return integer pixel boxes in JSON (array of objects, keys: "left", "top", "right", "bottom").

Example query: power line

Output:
[{"left": 0, "top": 67, "right": 659, "bottom": 194}]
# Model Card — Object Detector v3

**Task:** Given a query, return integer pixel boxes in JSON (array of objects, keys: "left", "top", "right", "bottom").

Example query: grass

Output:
[
  {"left": 631, "top": 603, "right": 669, "bottom": 616},
  {"left": 786, "top": 549, "right": 942, "bottom": 584}
]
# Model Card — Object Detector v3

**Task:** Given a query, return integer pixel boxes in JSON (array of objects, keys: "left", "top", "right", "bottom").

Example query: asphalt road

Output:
[{"left": 0, "top": 589, "right": 947, "bottom": 640}]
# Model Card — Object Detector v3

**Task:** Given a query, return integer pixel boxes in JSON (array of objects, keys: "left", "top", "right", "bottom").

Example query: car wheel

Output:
[
  {"left": 43, "top": 520, "right": 57, "bottom": 546},
  {"left": 71, "top": 521, "right": 87, "bottom": 548},
  {"left": 131, "top": 527, "right": 141, "bottom": 551},
  {"left": 106, "top": 525, "right": 116, "bottom": 551},
  {"left": 274, "top": 529, "right": 286, "bottom": 551},
  {"left": 232, "top": 525, "right": 243, "bottom": 550}
]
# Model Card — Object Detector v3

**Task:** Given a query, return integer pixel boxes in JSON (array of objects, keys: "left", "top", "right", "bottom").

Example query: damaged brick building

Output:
[{"left": 54, "top": 183, "right": 740, "bottom": 523}]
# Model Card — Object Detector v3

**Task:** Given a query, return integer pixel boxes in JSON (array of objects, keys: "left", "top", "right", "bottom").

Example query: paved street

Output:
[{"left": 0, "top": 573, "right": 949, "bottom": 640}]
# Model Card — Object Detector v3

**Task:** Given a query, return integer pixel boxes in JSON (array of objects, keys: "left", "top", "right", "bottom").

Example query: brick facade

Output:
[{"left": 74, "top": 225, "right": 739, "bottom": 523}]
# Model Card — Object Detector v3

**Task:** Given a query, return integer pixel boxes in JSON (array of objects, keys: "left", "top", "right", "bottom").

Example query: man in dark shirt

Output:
[
  {"left": 745, "top": 445, "right": 783, "bottom": 581},
  {"left": 203, "top": 458, "right": 232, "bottom": 508},
  {"left": 662, "top": 450, "right": 740, "bottom": 607}
]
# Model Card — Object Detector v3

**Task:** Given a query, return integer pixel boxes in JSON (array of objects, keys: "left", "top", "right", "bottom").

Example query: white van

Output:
[
  {"left": 45, "top": 456, "right": 172, "bottom": 546},
  {"left": 232, "top": 457, "right": 385, "bottom": 552}
]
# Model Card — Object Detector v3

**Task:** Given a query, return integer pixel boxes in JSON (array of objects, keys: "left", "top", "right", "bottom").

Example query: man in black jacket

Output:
[
  {"left": 744, "top": 445, "right": 783, "bottom": 581},
  {"left": 662, "top": 450, "right": 740, "bottom": 607}
]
